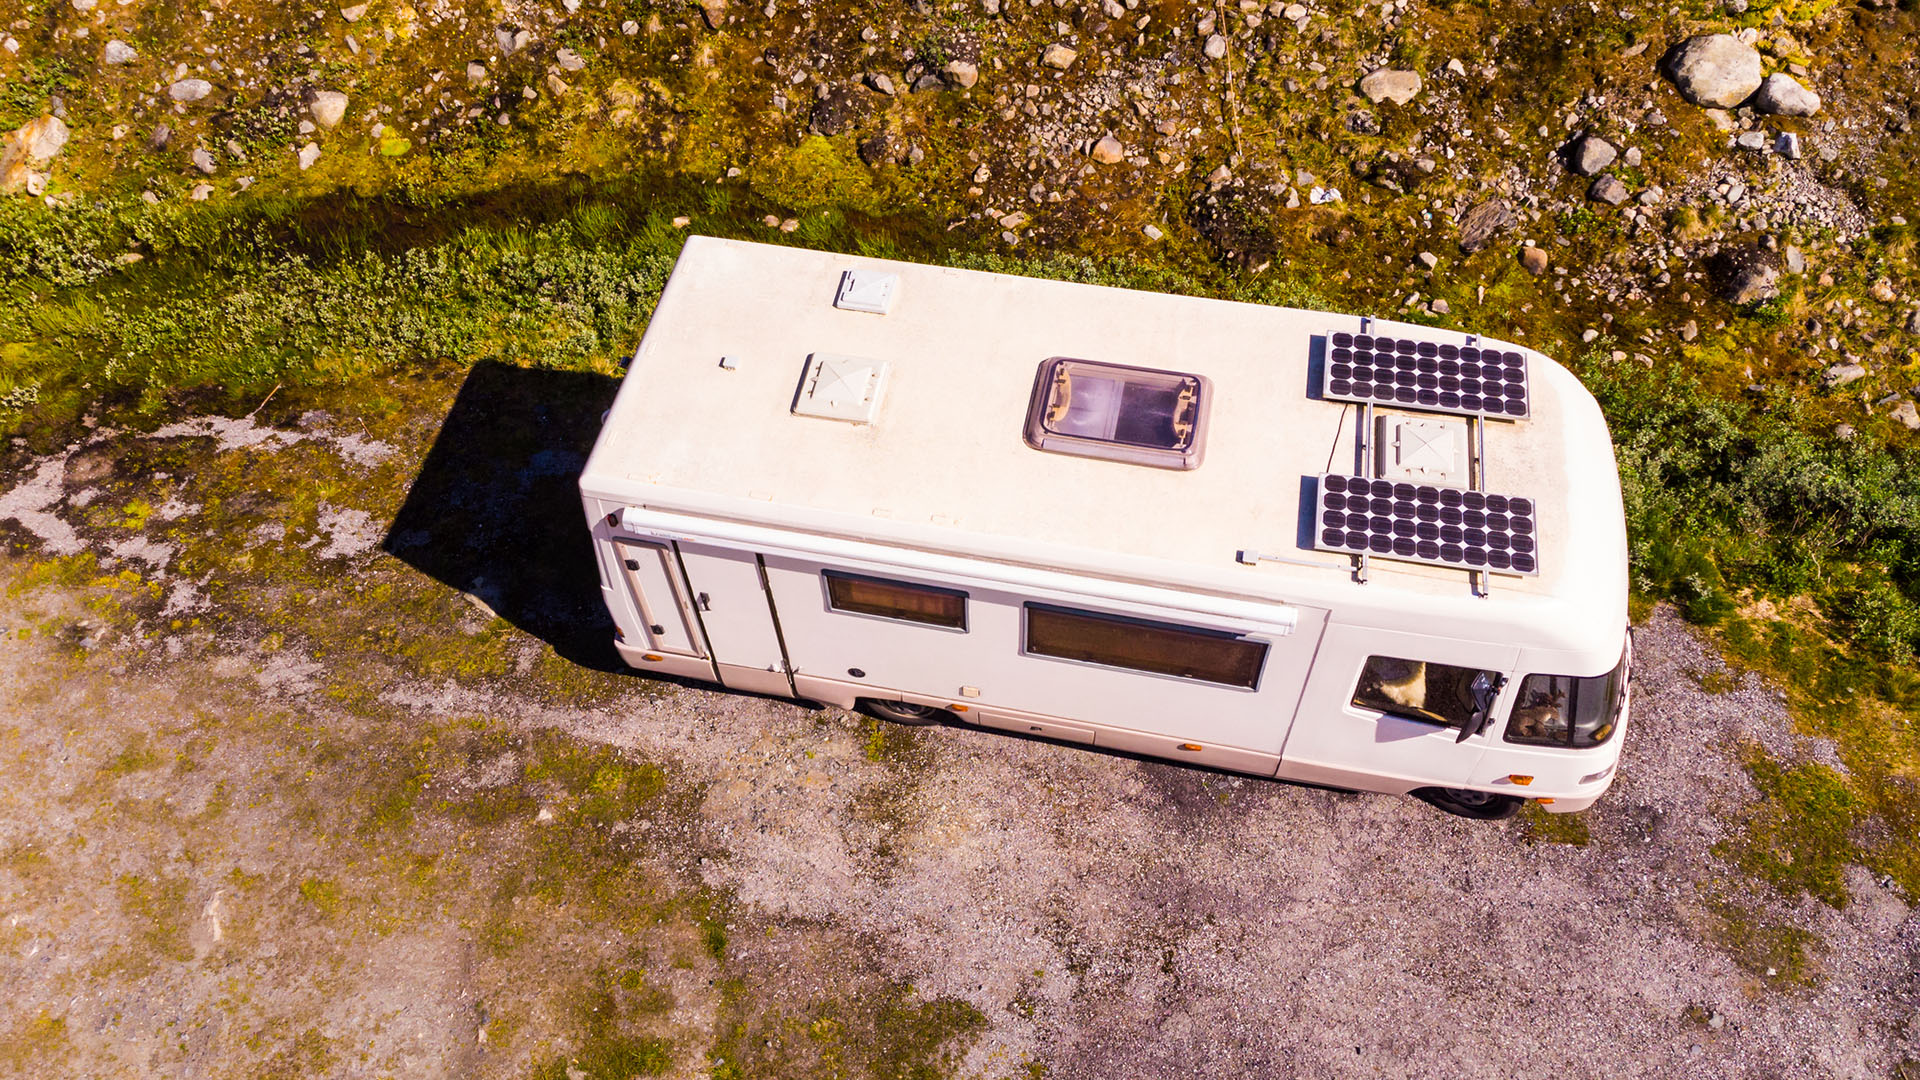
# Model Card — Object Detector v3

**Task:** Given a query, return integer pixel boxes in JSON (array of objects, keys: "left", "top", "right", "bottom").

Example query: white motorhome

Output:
[{"left": 579, "top": 236, "right": 1631, "bottom": 819}]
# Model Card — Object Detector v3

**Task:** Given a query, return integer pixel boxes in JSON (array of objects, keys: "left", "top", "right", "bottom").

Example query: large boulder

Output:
[
  {"left": 1457, "top": 199, "right": 1515, "bottom": 253},
  {"left": 1708, "top": 244, "right": 1781, "bottom": 305},
  {"left": 1752, "top": 72, "right": 1821, "bottom": 116},
  {"left": 1564, "top": 134, "right": 1617, "bottom": 176},
  {"left": 1661, "top": 34, "right": 1762, "bottom": 108}
]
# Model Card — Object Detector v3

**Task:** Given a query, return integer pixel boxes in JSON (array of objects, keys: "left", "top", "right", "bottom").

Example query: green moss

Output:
[
  {"left": 1517, "top": 803, "right": 1591, "bottom": 846},
  {"left": 708, "top": 975, "right": 986, "bottom": 1080},
  {"left": 115, "top": 872, "right": 196, "bottom": 966},
  {"left": 1715, "top": 748, "right": 1859, "bottom": 907},
  {"left": 1706, "top": 898, "right": 1817, "bottom": 986},
  {"left": 298, "top": 877, "right": 346, "bottom": 918},
  {"left": 101, "top": 732, "right": 164, "bottom": 776},
  {"left": 532, "top": 969, "right": 678, "bottom": 1080}
]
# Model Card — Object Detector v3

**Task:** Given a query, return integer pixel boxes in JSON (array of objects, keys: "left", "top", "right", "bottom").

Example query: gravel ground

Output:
[{"left": 1, "top": 412, "right": 1916, "bottom": 1078}]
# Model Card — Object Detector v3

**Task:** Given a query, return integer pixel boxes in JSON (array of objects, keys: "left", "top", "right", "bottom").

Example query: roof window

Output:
[{"left": 1023, "top": 358, "right": 1210, "bottom": 470}]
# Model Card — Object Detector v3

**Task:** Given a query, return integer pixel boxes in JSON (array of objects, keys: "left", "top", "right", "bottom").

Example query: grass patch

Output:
[
  {"left": 1714, "top": 748, "right": 1859, "bottom": 906},
  {"left": 1517, "top": 803, "right": 1591, "bottom": 846}
]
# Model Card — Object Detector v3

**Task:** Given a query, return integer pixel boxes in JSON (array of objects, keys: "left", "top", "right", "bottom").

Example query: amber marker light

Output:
[
  {"left": 949, "top": 704, "right": 969, "bottom": 712},
  {"left": 1179, "top": 743, "right": 1203, "bottom": 752},
  {"left": 1536, "top": 798, "right": 1555, "bottom": 805},
  {"left": 1508, "top": 774, "right": 1534, "bottom": 786},
  {"left": 642, "top": 653, "right": 665, "bottom": 662}
]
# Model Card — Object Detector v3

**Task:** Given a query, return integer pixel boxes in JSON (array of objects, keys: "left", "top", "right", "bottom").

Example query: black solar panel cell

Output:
[{"left": 1311, "top": 474, "right": 1540, "bottom": 576}]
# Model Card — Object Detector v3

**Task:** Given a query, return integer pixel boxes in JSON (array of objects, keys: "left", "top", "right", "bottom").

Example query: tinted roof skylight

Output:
[{"left": 1023, "top": 358, "right": 1209, "bottom": 470}]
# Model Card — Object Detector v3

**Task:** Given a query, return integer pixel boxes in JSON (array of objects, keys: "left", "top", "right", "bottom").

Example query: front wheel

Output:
[
  {"left": 860, "top": 699, "right": 953, "bottom": 726},
  {"left": 1412, "top": 786, "right": 1524, "bottom": 820}
]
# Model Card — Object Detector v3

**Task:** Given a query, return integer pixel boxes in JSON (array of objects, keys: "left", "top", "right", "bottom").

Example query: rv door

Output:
[{"left": 672, "top": 542, "right": 796, "bottom": 698}]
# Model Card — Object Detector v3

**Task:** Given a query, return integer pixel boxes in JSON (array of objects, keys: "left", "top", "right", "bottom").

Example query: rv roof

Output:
[{"left": 582, "top": 236, "right": 1628, "bottom": 660}]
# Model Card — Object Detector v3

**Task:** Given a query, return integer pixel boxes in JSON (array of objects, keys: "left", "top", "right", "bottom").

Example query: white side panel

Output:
[
  {"left": 1277, "top": 626, "right": 1519, "bottom": 789},
  {"left": 762, "top": 553, "right": 1326, "bottom": 757},
  {"left": 674, "top": 542, "right": 795, "bottom": 696}
]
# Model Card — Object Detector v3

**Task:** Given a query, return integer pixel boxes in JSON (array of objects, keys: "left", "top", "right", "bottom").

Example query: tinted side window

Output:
[
  {"left": 1351, "top": 656, "right": 1499, "bottom": 728},
  {"left": 1024, "top": 604, "right": 1267, "bottom": 688},
  {"left": 824, "top": 571, "right": 967, "bottom": 629}
]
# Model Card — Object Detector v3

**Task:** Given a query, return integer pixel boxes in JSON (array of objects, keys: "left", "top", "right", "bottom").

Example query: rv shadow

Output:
[{"left": 383, "top": 361, "right": 627, "bottom": 673}]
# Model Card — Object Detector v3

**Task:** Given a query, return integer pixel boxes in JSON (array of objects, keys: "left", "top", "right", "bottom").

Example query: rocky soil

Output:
[{"left": 0, "top": 389, "right": 1915, "bottom": 1078}]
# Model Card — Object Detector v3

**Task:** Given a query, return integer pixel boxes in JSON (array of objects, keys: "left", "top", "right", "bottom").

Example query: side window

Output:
[
  {"left": 1505, "top": 648, "right": 1629, "bottom": 748},
  {"left": 1023, "top": 603, "right": 1268, "bottom": 688},
  {"left": 824, "top": 571, "right": 967, "bottom": 630},
  {"left": 1351, "top": 656, "right": 1499, "bottom": 729}
]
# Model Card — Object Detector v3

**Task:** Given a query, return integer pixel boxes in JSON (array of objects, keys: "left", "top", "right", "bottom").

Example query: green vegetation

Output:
[{"left": 1517, "top": 803, "right": 1592, "bottom": 846}]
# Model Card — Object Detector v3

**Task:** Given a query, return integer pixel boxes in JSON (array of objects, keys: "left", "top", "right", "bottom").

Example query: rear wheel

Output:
[
  {"left": 1412, "top": 786, "right": 1524, "bottom": 820},
  {"left": 860, "top": 699, "right": 953, "bottom": 726}
]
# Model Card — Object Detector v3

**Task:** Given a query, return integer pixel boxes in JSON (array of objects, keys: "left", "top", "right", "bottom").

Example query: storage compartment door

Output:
[
  {"left": 674, "top": 542, "right": 795, "bottom": 698},
  {"left": 613, "top": 540, "right": 703, "bottom": 657}
]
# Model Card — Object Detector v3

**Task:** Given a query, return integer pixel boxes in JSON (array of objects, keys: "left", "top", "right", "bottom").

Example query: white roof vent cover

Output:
[
  {"left": 792, "top": 352, "right": 890, "bottom": 424},
  {"left": 835, "top": 270, "right": 897, "bottom": 314}
]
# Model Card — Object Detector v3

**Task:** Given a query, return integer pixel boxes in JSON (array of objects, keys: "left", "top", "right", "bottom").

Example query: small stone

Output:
[
  {"left": 698, "top": 0, "right": 728, "bottom": 29},
  {"left": 190, "top": 183, "right": 213, "bottom": 201},
  {"left": 672, "top": 216, "right": 691, "bottom": 228},
  {"left": 1041, "top": 43, "right": 1077, "bottom": 70},
  {"left": 1870, "top": 278, "right": 1897, "bottom": 302},
  {"left": 102, "top": 39, "right": 138, "bottom": 65},
  {"left": 309, "top": 90, "right": 349, "bottom": 128},
  {"left": 1736, "top": 131, "right": 1767, "bottom": 151},
  {"left": 622, "top": 19, "right": 640, "bottom": 34},
  {"left": 1823, "top": 363, "right": 1866, "bottom": 388},
  {"left": 495, "top": 26, "right": 530, "bottom": 54},
  {"left": 297, "top": 143, "right": 321, "bottom": 170},
  {"left": 1445, "top": 57, "right": 1466, "bottom": 76},
  {"left": 168, "top": 78, "right": 214, "bottom": 103},
  {"left": 1520, "top": 246, "right": 1549, "bottom": 276},
  {"left": 943, "top": 60, "right": 978, "bottom": 89},
  {"left": 191, "top": 147, "right": 217, "bottom": 174},
  {"left": 1204, "top": 34, "right": 1228, "bottom": 60},
  {"left": 1784, "top": 245, "right": 1804, "bottom": 274},
  {"left": 1892, "top": 401, "right": 1920, "bottom": 430},
  {"left": 1308, "top": 186, "right": 1341, "bottom": 204},
  {"left": 1090, "top": 134, "right": 1125, "bottom": 164},
  {"left": 1660, "top": 34, "right": 1763, "bottom": 109},
  {"left": 1589, "top": 175, "right": 1629, "bottom": 205},
  {"left": 340, "top": 2, "right": 368, "bottom": 20},
  {"left": 1833, "top": 424, "right": 1855, "bottom": 440},
  {"left": 972, "top": 163, "right": 991, "bottom": 183},
  {"left": 1429, "top": 298, "right": 1450, "bottom": 315},
  {"left": 1774, "top": 132, "right": 1801, "bottom": 159},
  {"left": 865, "top": 72, "right": 895, "bottom": 95},
  {"left": 1357, "top": 68, "right": 1421, "bottom": 105},
  {"left": 779, "top": 218, "right": 799, "bottom": 233},
  {"left": 149, "top": 123, "right": 172, "bottom": 150},
  {"left": 556, "top": 47, "right": 586, "bottom": 72},
  {"left": 1564, "top": 133, "right": 1616, "bottom": 176},
  {"left": 1751, "top": 72, "right": 1820, "bottom": 116},
  {"left": 1417, "top": 251, "right": 1438, "bottom": 269},
  {"left": 1143, "top": 224, "right": 1164, "bottom": 241},
  {"left": 1458, "top": 200, "right": 1514, "bottom": 253},
  {"left": 763, "top": 214, "right": 780, "bottom": 227},
  {"left": 466, "top": 62, "right": 487, "bottom": 86}
]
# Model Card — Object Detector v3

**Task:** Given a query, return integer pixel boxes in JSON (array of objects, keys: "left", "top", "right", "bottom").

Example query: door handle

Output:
[{"left": 697, "top": 592, "right": 711, "bottom": 611}]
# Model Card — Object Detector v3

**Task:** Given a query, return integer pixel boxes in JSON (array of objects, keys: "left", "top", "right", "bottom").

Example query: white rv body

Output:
[{"left": 579, "top": 237, "right": 1633, "bottom": 814}]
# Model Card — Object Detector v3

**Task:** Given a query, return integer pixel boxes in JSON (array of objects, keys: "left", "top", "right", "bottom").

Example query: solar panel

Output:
[
  {"left": 1322, "top": 330, "right": 1530, "bottom": 420},
  {"left": 1311, "top": 474, "right": 1540, "bottom": 576}
]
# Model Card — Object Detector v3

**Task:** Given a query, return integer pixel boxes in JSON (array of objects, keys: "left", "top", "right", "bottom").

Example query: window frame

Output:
[
  {"left": 1348, "top": 654, "right": 1503, "bottom": 731},
  {"left": 1021, "top": 357, "right": 1212, "bottom": 471},
  {"left": 1020, "top": 602, "right": 1269, "bottom": 690},
  {"left": 1502, "top": 645, "right": 1630, "bottom": 749},
  {"left": 822, "top": 570, "right": 969, "bottom": 632}
]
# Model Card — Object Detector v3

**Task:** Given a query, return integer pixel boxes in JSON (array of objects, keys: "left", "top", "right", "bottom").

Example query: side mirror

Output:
[{"left": 1456, "top": 672, "right": 1503, "bottom": 743}]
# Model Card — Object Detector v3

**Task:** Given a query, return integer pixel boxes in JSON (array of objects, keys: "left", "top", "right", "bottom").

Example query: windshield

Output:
[{"left": 1503, "top": 643, "right": 1629, "bottom": 749}]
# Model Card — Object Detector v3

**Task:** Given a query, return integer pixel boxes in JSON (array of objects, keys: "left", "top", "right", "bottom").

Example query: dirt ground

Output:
[{"left": 1, "top": 375, "right": 1916, "bottom": 1078}]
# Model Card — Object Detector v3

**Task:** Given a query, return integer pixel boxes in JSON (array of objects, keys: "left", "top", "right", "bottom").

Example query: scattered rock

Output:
[
  {"left": 556, "top": 47, "right": 586, "bottom": 72},
  {"left": 1660, "top": 34, "right": 1762, "bottom": 109},
  {"left": 1870, "top": 278, "right": 1897, "bottom": 302},
  {"left": 466, "top": 62, "right": 487, "bottom": 86},
  {"left": 1709, "top": 244, "right": 1780, "bottom": 304},
  {"left": 1204, "top": 34, "right": 1228, "bottom": 60},
  {"left": 1, "top": 115, "right": 71, "bottom": 194},
  {"left": 1892, "top": 401, "right": 1920, "bottom": 430},
  {"left": 1681, "top": 319, "right": 1699, "bottom": 341},
  {"left": 856, "top": 131, "right": 901, "bottom": 166},
  {"left": 168, "top": 78, "right": 214, "bottom": 103},
  {"left": 1417, "top": 251, "right": 1439, "bottom": 269},
  {"left": 190, "top": 183, "right": 213, "bottom": 201},
  {"left": 102, "top": 39, "right": 137, "bottom": 65},
  {"left": 297, "top": 142, "right": 321, "bottom": 170},
  {"left": 1358, "top": 68, "right": 1421, "bottom": 105},
  {"left": 1457, "top": 200, "right": 1515, "bottom": 252},
  {"left": 309, "top": 90, "right": 349, "bottom": 129},
  {"left": 340, "top": 3, "right": 368, "bottom": 20},
  {"left": 1775, "top": 132, "right": 1801, "bottom": 159},
  {"left": 1142, "top": 224, "right": 1164, "bottom": 241},
  {"left": 1735, "top": 131, "right": 1767, "bottom": 151},
  {"left": 1564, "top": 133, "right": 1616, "bottom": 176},
  {"left": 495, "top": 26, "right": 530, "bottom": 54},
  {"left": 1784, "top": 245, "right": 1804, "bottom": 274},
  {"left": 864, "top": 72, "right": 896, "bottom": 95},
  {"left": 698, "top": 0, "right": 728, "bottom": 29},
  {"left": 1041, "top": 44, "right": 1077, "bottom": 70},
  {"left": 943, "top": 60, "right": 978, "bottom": 89},
  {"left": 1589, "top": 175, "right": 1630, "bottom": 205},
  {"left": 1752, "top": 72, "right": 1820, "bottom": 116},
  {"left": 191, "top": 147, "right": 217, "bottom": 174},
  {"left": 149, "top": 123, "right": 172, "bottom": 151},
  {"left": 1520, "top": 246, "right": 1549, "bottom": 276},
  {"left": 1822, "top": 362, "right": 1866, "bottom": 388},
  {"left": 1090, "top": 134, "right": 1125, "bottom": 164}
]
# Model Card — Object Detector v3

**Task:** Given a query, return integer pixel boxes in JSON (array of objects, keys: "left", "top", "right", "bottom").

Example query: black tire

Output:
[
  {"left": 860, "top": 699, "right": 953, "bottom": 726},
  {"left": 1412, "top": 786, "right": 1525, "bottom": 820}
]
